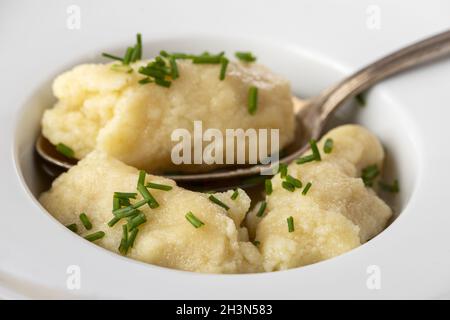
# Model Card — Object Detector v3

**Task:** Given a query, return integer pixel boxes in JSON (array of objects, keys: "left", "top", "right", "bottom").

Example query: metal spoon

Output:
[{"left": 37, "top": 29, "right": 450, "bottom": 184}]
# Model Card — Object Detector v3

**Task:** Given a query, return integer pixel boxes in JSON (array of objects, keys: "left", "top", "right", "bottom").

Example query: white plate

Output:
[{"left": 1, "top": 0, "right": 450, "bottom": 299}]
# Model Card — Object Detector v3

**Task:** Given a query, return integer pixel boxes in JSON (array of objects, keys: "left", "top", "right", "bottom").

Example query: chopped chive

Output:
[
  {"left": 185, "top": 211, "right": 205, "bottom": 228},
  {"left": 170, "top": 53, "right": 196, "bottom": 59},
  {"left": 231, "top": 189, "right": 239, "bottom": 200},
  {"left": 55, "top": 143, "right": 75, "bottom": 158},
  {"left": 123, "top": 47, "right": 134, "bottom": 65},
  {"left": 282, "top": 181, "right": 296, "bottom": 192},
  {"left": 287, "top": 216, "right": 295, "bottom": 232},
  {"left": 127, "top": 213, "right": 147, "bottom": 231},
  {"left": 159, "top": 50, "right": 169, "bottom": 57},
  {"left": 146, "top": 182, "right": 173, "bottom": 191},
  {"left": 113, "top": 197, "right": 121, "bottom": 211},
  {"left": 155, "top": 78, "right": 172, "bottom": 88},
  {"left": 127, "top": 228, "right": 139, "bottom": 248},
  {"left": 79, "top": 213, "right": 92, "bottom": 230},
  {"left": 278, "top": 163, "right": 288, "bottom": 178},
  {"left": 137, "top": 184, "right": 159, "bottom": 209},
  {"left": 102, "top": 53, "right": 123, "bottom": 61},
  {"left": 135, "top": 33, "right": 142, "bottom": 60},
  {"left": 192, "top": 52, "right": 224, "bottom": 64},
  {"left": 248, "top": 86, "right": 258, "bottom": 115},
  {"left": 296, "top": 154, "right": 316, "bottom": 165},
  {"left": 137, "top": 170, "right": 146, "bottom": 187},
  {"left": 302, "top": 182, "right": 312, "bottom": 195},
  {"left": 169, "top": 57, "right": 179, "bottom": 79},
  {"left": 253, "top": 240, "right": 260, "bottom": 246},
  {"left": 256, "top": 201, "right": 267, "bottom": 217},
  {"left": 286, "top": 175, "right": 302, "bottom": 188},
  {"left": 107, "top": 216, "right": 121, "bottom": 227},
  {"left": 219, "top": 57, "right": 229, "bottom": 80},
  {"left": 84, "top": 231, "right": 105, "bottom": 242},
  {"left": 355, "top": 93, "right": 366, "bottom": 107},
  {"left": 119, "top": 224, "right": 129, "bottom": 255},
  {"left": 361, "top": 164, "right": 380, "bottom": 187},
  {"left": 119, "top": 198, "right": 131, "bottom": 207},
  {"left": 66, "top": 223, "right": 78, "bottom": 233},
  {"left": 324, "top": 138, "right": 333, "bottom": 154},
  {"left": 235, "top": 51, "right": 257, "bottom": 62},
  {"left": 113, "top": 206, "right": 138, "bottom": 219},
  {"left": 114, "top": 192, "right": 137, "bottom": 199},
  {"left": 131, "top": 199, "right": 150, "bottom": 209},
  {"left": 379, "top": 179, "right": 399, "bottom": 193},
  {"left": 208, "top": 195, "right": 230, "bottom": 211},
  {"left": 138, "top": 77, "right": 152, "bottom": 84},
  {"left": 265, "top": 179, "right": 273, "bottom": 195},
  {"left": 309, "top": 139, "right": 321, "bottom": 161}
]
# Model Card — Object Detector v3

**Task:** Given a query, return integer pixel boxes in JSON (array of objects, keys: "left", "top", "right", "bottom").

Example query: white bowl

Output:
[{"left": 1, "top": 0, "right": 450, "bottom": 299}]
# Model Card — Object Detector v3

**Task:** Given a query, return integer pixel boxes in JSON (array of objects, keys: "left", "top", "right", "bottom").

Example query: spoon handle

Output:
[{"left": 318, "top": 29, "right": 450, "bottom": 123}]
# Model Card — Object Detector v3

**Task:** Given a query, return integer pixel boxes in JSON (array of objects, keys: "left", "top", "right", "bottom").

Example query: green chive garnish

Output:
[
  {"left": 155, "top": 78, "right": 172, "bottom": 88},
  {"left": 208, "top": 195, "right": 230, "bottom": 211},
  {"left": 113, "top": 206, "right": 138, "bottom": 219},
  {"left": 185, "top": 211, "right": 205, "bottom": 228},
  {"left": 296, "top": 140, "right": 321, "bottom": 164},
  {"left": 84, "top": 231, "right": 105, "bottom": 242},
  {"left": 119, "top": 198, "right": 131, "bottom": 207},
  {"left": 114, "top": 192, "right": 137, "bottom": 199},
  {"left": 286, "top": 175, "right": 302, "bottom": 188},
  {"left": 113, "top": 197, "right": 121, "bottom": 211},
  {"left": 169, "top": 57, "right": 179, "bottom": 79},
  {"left": 253, "top": 240, "right": 260, "bottom": 246},
  {"left": 323, "top": 138, "right": 333, "bottom": 154},
  {"left": 235, "top": 51, "right": 257, "bottom": 62},
  {"left": 256, "top": 201, "right": 267, "bottom": 217},
  {"left": 131, "top": 199, "right": 150, "bottom": 209},
  {"left": 287, "top": 216, "right": 295, "bottom": 232},
  {"left": 79, "top": 213, "right": 92, "bottom": 230},
  {"left": 146, "top": 182, "right": 173, "bottom": 191},
  {"left": 278, "top": 163, "right": 288, "bottom": 178},
  {"left": 102, "top": 53, "right": 123, "bottom": 61},
  {"left": 127, "top": 228, "right": 139, "bottom": 248},
  {"left": 219, "top": 57, "right": 229, "bottom": 80},
  {"left": 379, "top": 179, "right": 399, "bottom": 193},
  {"left": 231, "top": 189, "right": 239, "bottom": 200},
  {"left": 296, "top": 154, "right": 316, "bottom": 165},
  {"left": 107, "top": 216, "right": 121, "bottom": 228},
  {"left": 248, "top": 86, "right": 258, "bottom": 115},
  {"left": 282, "top": 181, "right": 296, "bottom": 192},
  {"left": 137, "top": 170, "right": 146, "bottom": 187},
  {"left": 137, "top": 184, "right": 159, "bottom": 209},
  {"left": 302, "top": 182, "right": 312, "bottom": 195},
  {"left": 127, "top": 213, "right": 147, "bottom": 231},
  {"left": 192, "top": 52, "right": 224, "bottom": 64},
  {"left": 361, "top": 164, "right": 380, "bottom": 187},
  {"left": 66, "top": 223, "right": 78, "bottom": 233},
  {"left": 56, "top": 143, "right": 75, "bottom": 158},
  {"left": 123, "top": 47, "right": 134, "bottom": 65},
  {"left": 309, "top": 139, "right": 321, "bottom": 161},
  {"left": 265, "top": 179, "right": 273, "bottom": 195},
  {"left": 119, "top": 224, "right": 129, "bottom": 255},
  {"left": 355, "top": 93, "right": 366, "bottom": 106},
  {"left": 138, "top": 77, "right": 152, "bottom": 84}
]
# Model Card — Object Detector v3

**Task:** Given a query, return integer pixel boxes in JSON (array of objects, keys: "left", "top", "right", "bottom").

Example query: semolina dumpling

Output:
[
  {"left": 255, "top": 125, "right": 392, "bottom": 271},
  {"left": 42, "top": 60, "right": 294, "bottom": 173},
  {"left": 39, "top": 150, "right": 262, "bottom": 274}
]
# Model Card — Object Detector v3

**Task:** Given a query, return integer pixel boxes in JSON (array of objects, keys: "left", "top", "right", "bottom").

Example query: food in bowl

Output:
[{"left": 37, "top": 34, "right": 397, "bottom": 273}]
